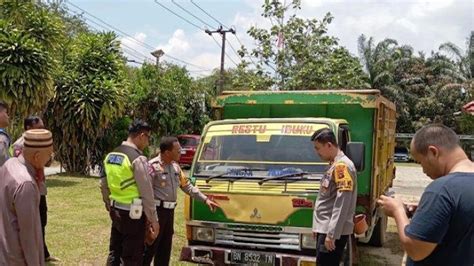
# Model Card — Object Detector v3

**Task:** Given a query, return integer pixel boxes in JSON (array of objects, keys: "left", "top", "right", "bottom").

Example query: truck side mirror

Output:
[{"left": 346, "top": 142, "right": 365, "bottom": 172}]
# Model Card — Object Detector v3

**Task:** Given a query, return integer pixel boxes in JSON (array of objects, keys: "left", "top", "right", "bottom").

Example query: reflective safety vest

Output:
[{"left": 104, "top": 145, "right": 141, "bottom": 204}]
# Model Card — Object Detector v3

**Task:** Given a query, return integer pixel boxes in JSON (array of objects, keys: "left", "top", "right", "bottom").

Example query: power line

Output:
[
  {"left": 174, "top": 0, "right": 256, "bottom": 69},
  {"left": 234, "top": 34, "right": 245, "bottom": 48},
  {"left": 153, "top": 0, "right": 239, "bottom": 68},
  {"left": 127, "top": 59, "right": 144, "bottom": 65},
  {"left": 227, "top": 32, "right": 259, "bottom": 68},
  {"left": 162, "top": 54, "right": 210, "bottom": 71},
  {"left": 211, "top": 35, "right": 238, "bottom": 67},
  {"left": 67, "top": 1, "right": 154, "bottom": 50},
  {"left": 66, "top": 1, "right": 210, "bottom": 71},
  {"left": 153, "top": 0, "right": 203, "bottom": 30},
  {"left": 190, "top": 0, "right": 228, "bottom": 28},
  {"left": 171, "top": 0, "right": 214, "bottom": 29},
  {"left": 177, "top": 0, "right": 254, "bottom": 69},
  {"left": 226, "top": 40, "right": 240, "bottom": 59},
  {"left": 66, "top": 8, "right": 147, "bottom": 58},
  {"left": 65, "top": 8, "right": 152, "bottom": 62}
]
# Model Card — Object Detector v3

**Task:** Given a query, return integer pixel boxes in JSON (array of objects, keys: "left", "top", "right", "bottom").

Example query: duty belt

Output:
[
  {"left": 155, "top": 199, "right": 177, "bottom": 209},
  {"left": 111, "top": 200, "right": 131, "bottom": 211}
]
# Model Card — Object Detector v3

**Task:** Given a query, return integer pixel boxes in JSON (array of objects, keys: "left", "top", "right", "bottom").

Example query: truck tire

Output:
[
  {"left": 340, "top": 235, "right": 353, "bottom": 266},
  {"left": 368, "top": 211, "right": 387, "bottom": 247}
]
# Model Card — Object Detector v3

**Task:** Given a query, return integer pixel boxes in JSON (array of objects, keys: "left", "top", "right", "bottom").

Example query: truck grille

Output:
[{"left": 215, "top": 228, "right": 300, "bottom": 250}]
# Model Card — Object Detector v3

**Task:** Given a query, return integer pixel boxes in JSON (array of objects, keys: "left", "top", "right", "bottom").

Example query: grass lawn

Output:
[
  {"left": 45, "top": 173, "right": 398, "bottom": 265},
  {"left": 45, "top": 174, "right": 191, "bottom": 265}
]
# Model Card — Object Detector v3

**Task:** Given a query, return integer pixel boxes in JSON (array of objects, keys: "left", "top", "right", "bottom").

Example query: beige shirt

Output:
[
  {"left": 312, "top": 151, "right": 357, "bottom": 239},
  {"left": 0, "top": 156, "right": 45, "bottom": 266},
  {"left": 100, "top": 141, "right": 158, "bottom": 222},
  {"left": 149, "top": 156, "right": 207, "bottom": 203}
]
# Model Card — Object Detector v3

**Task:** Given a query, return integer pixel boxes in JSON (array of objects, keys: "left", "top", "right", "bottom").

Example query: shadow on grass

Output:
[{"left": 54, "top": 172, "right": 101, "bottom": 180}]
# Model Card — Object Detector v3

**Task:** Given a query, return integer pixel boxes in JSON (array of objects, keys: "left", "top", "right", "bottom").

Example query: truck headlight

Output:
[
  {"left": 192, "top": 227, "right": 214, "bottom": 242},
  {"left": 301, "top": 234, "right": 317, "bottom": 249}
]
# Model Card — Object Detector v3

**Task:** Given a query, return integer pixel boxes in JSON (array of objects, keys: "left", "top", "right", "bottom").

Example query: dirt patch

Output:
[{"left": 358, "top": 218, "right": 406, "bottom": 265}]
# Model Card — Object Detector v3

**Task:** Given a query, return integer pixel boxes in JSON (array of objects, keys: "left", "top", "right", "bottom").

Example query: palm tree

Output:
[
  {"left": 438, "top": 31, "right": 474, "bottom": 81},
  {"left": 357, "top": 34, "right": 399, "bottom": 88}
]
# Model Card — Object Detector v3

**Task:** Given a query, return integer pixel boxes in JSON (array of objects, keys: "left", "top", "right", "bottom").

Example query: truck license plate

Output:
[{"left": 230, "top": 251, "right": 275, "bottom": 265}]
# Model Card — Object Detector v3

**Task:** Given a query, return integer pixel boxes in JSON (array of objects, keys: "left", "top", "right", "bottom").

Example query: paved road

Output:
[
  {"left": 392, "top": 164, "right": 431, "bottom": 203},
  {"left": 45, "top": 165, "right": 101, "bottom": 176},
  {"left": 45, "top": 166, "right": 62, "bottom": 176},
  {"left": 360, "top": 163, "right": 431, "bottom": 265}
]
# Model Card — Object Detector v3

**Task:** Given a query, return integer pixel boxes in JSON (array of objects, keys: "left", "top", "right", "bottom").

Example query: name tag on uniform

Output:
[{"left": 322, "top": 178, "right": 330, "bottom": 188}]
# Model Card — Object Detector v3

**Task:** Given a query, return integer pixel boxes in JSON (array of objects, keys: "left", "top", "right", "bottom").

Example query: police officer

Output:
[
  {"left": 311, "top": 128, "right": 357, "bottom": 266},
  {"left": 143, "top": 136, "right": 219, "bottom": 266},
  {"left": 100, "top": 120, "right": 159, "bottom": 266},
  {"left": 0, "top": 101, "right": 11, "bottom": 166}
]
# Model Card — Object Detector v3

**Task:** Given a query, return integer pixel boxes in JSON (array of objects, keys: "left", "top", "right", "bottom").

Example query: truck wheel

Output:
[
  {"left": 339, "top": 235, "right": 353, "bottom": 266},
  {"left": 368, "top": 211, "right": 387, "bottom": 247}
]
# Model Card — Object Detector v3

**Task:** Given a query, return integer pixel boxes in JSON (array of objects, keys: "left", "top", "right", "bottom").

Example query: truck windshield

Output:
[{"left": 193, "top": 122, "right": 329, "bottom": 177}]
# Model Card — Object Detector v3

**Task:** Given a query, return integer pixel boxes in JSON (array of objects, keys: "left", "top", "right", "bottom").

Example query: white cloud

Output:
[
  {"left": 120, "top": 32, "right": 155, "bottom": 63},
  {"left": 301, "top": 0, "right": 324, "bottom": 8},
  {"left": 409, "top": 0, "right": 456, "bottom": 17},
  {"left": 395, "top": 18, "right": 418, "bottom": 34},
  {"left": 191, "top": 52, "right": 221, "bottom": 71},
  {"left": 157, "top": 29, "right": 191, "bottom": 55},
  {"left": 151, "top": 29, "right": 242, "bottom": 76},
  {"left": 122, "top": 0, "right": 470, "bottom": 75}
]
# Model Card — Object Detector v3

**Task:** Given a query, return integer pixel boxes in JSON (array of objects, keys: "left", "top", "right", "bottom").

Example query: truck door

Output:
[{"left": 338, "top": 124, "right": 350, "bottom": 153}]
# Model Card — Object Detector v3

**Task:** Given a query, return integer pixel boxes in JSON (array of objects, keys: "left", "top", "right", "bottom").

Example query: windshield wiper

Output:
[
  {"left": 205, "top": 172, "right": 230, "bottom": 183},
  {"left": 203, "top": 168, "right": 266, "bottom": 183},
  {"left": 258, "top": 171, "right": 309, "bottom": 185}
]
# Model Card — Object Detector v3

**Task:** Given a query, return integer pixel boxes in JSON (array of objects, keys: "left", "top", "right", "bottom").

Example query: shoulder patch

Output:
[
  {"left": 178, "top": 169, "right": 189, "bottom": 187},
  {"left": 107, "top": 154, "right": 124, "bottom": 165},
  {"left": 334, "top": 163, "right": 353, "bottom": 191}
]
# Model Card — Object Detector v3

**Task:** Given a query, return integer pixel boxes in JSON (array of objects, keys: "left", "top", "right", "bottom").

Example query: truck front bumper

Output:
[{"left": 180, "top": 245, "right": 316, "bottom": 266}]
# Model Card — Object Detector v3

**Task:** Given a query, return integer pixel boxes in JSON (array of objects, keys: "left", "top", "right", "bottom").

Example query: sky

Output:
[{"left": 67, "top": 0, "right": 473, "bottom": 76}]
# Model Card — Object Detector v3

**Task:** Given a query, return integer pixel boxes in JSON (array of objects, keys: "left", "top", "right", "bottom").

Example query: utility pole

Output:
[{"left": 205, "top": 26, "right": 235, "bottom": 94}]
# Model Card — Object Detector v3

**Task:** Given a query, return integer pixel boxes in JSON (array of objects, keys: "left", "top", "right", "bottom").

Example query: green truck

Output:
[{"left": 180, "top": 90, "right": 397, "bottom": 265}]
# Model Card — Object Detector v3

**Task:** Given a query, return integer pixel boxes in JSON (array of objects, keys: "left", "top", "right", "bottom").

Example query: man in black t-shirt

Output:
[{"left": 378, "top": 124, "right": 474, "bottom": 266}]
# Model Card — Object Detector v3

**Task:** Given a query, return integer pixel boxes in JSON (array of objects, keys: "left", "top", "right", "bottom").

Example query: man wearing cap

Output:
[
  {"left": 100, "top": 119, "right": 159, "bottom": 265},
  {"left": 143, "top": 136, "right": 219, "bottom": 266},
  {"left": 0, "top": 129, "right": 54, "bottom": 266},
  {"left": 0, "top": 101, "right": 11, "bottom": 166},
  {"left": 12, "top": 115, "right": 59, "bottom": 262},
  {"left": 311, "top": 128, "right": 357, "bottom": 266}
]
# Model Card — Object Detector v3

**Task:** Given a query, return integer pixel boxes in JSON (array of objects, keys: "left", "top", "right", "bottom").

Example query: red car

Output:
[{"left": 178, "top": 134, "right": 201, "bottom": 168}]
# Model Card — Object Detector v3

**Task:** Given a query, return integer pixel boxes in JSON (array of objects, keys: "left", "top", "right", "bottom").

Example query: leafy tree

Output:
[
  {"left": 46, "top": 31, "right": 127, "bottom": 174},
  {"left": 238, "top": 0, "right": 368, "bottom": 90},
  {"left": 129, "top": 63, "right": 211, "bottom": 137},
  {"left": 438, "top": 31, "right": 474, "bottom": 81},
  {"left": 358, "top": 33, "right": 473, "bottom": 133},
  {"left": 0, "top": 0, "right": 63, "bottom": 136}
]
